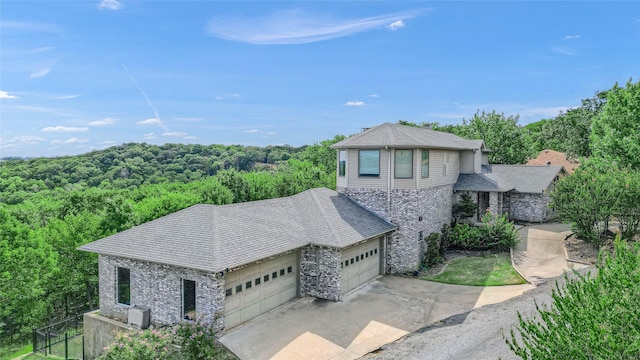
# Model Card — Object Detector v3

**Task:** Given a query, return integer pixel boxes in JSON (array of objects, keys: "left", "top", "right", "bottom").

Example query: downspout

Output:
[{"left": 386, "top": 146, "right": 391, "bottom": 217}]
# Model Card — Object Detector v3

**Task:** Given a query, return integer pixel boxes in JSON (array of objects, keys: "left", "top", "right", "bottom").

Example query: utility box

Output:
[{"left": 127, "top": 305, "right": 150, "bottom": 330}]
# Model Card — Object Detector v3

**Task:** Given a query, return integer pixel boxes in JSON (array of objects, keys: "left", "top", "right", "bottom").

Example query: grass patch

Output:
[
  {"left": 0, "top": 343, "right": 32, "bottom": 360},
  {"left": 423, "top": 253, "right": 526, "bottom": 286}
]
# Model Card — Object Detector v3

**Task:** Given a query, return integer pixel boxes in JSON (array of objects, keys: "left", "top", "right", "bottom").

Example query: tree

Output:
[
  {"left": 591, "top": 79, "right": 640, "bottom": 170},
  {"left": 461, "top": 111, "right": 533, "bottom": 164},
  {"left": 506, "top": 239, "right": 640, "bottom": 359}
]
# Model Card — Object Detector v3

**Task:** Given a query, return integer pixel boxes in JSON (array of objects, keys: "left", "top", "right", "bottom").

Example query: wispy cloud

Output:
[
  {"left": 30, "top": 68, "right": 51, "bottom": 79},
  {"left": 183, "top": 135, "right": 198, "bottom": 140},
  {"left": 216, "top": 93, "right": 241, "bottom": 100},
  {"left": 98, "top": 140, "right": 116, "bottom": 145},
  {"left": 368, "top": 94, "right": 380, "bottom": 98},
  {"left": 88, "top": 117, "right": 117, "bottom": 126},
  {"left": 137, "top": 118, "right": 163, "bottom": 126},
  {"left": 143, "top": 132, "right": 157, "bottom": 139},
  {"left": 386, "top": 20, "right": 405, "bottom": 31},
  {"left": 122, "top": 64, "right": 166, "bottom": 129},
  {"left": 0, "top": 91, "right": 19, "bottom": 99},
  {"left": 244, "top": 129, "right": 259, "bottom": 133},
  {"left": 98, "top": 0, "right": 122, "bottom": 11},
  {"left": 0, "top": 21, "right": 61, "bottom": 33},
  {"left": 162, "top": 132, "right": 187, "bottom": 137},
  {"left": 3, "top": 46, "right": 54, "bottom": 56},
  {"left": 42, "top": 126, "right": 89, "bottom": 132},
  {"left": 51, "top": 137, "right": 89, "bottom": 145},
  {"left": 266, "top": 132, "right": 277, "bottom": 136},
  {"left": 551, "top": 46, "right": 575, "bottom": 56},
  {"left": 207, "top": 9, "right": 421, "bottom": 45},
  {"left": 563, "top": 35, "right": 580, "bottom": 40},
  {"left": 53, "top": 94, "right": 81, "bottom": 100},
  {"left": 520, "top": 106, "right": 570, "bottom": 118},
  {"left": 344, "top": 100, "right": 365, "bottom": 106},
  {"left": 174, "top": 117, "right": 202, "bottom": 122},
  {"left": 0, "top": 135, "right": 47, "bottom": 149}
]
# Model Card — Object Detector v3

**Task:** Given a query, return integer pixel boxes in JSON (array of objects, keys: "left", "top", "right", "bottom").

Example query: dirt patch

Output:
[{"left": 564, "top": 234, "right": 614, "bottom": 265}]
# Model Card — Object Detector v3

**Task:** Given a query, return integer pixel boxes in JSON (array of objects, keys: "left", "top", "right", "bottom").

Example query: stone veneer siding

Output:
[
  {"left": 299, "top": 246, "right": 341, "bottom": 301},
  {"left": 509, "top": 192, "right": 554, "bottom": 223},
  {"left": 338, "top": 185, "right": 453, "bottom": 273},
  {"left": 98, "top": 255, "right": 225, "bottom": 333}
]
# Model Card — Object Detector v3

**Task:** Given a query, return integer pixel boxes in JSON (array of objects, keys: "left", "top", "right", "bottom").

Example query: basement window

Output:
[{"left": 116, "top": 267, "right": 130, "bottom": 305}]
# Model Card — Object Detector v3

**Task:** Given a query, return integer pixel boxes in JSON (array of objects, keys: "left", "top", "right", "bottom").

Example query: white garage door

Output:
[
  {"left": 224, "top": 251, "right": 298, "bottom": 329},
  {"left": 340, "top": 238, "right": 381, "bottom": 295}
]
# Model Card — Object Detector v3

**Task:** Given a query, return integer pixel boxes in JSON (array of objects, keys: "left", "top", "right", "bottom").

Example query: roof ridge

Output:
[
  {"left": 211, "top": 205, "right": 220, "bottom": 272},
  {"left": 307, "top": 189, "right": 343, "bottom": 246}
]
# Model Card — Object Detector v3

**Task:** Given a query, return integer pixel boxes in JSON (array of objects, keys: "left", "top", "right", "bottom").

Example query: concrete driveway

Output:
[
  {"left": 219, "top": 277, "right": 532, "bottom": 360},
  {"left": 513, "top": 223, "right": 574, "bottom": 284}
]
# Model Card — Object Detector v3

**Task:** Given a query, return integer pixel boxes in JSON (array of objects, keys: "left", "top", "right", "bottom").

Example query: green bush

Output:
[
  {"left": 453, "top": 193, "right": 476, "bottom": 218},
  {"left": 449, "top": 213, "right": 519, "bottom": 250},
  {"left": 506, "top": 239, "right": 640, "bottom": 359},
  {"left": 424, "top": 232, "right": 444, "bottom": 266}
]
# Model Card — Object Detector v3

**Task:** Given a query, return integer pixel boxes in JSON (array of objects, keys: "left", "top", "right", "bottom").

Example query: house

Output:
[
  {"left": 527, "top": 149, "right": 579, "bottom": 174},
  {"left": 79, "top": 122, "right": 564, "bottom": 353}
]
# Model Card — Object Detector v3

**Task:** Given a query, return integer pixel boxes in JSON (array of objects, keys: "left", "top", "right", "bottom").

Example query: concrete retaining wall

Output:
[{"left": 83, "top": 310, "right": 130, "bottom": 360}]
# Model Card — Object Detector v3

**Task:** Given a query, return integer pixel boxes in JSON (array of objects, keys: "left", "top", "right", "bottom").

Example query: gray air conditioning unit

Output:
[{"left": 127, "top": 305, "right": 150, "bottom": 329}]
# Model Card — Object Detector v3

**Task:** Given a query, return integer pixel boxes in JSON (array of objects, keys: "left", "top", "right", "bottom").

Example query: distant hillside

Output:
[{"left": 0, "top": 142, "right": 302, "bottom": 200}]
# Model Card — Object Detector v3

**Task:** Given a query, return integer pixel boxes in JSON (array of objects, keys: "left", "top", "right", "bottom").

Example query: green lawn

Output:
[
  {"left": 423, "top": 253, "right": 527, "bottom": 286},
  {"left": 0, "top": 343, "right": 32, "bottom": 360}
]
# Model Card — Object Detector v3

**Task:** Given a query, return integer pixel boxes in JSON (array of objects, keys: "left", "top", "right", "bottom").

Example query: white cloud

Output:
[
  {"left": 386, "top": 20, "right": 405, "bottom": 31},
  {"left": 50, "top": 137, "right": 89, "bottom": 145},
  {"left": 520, "top": 106, "right": 570, "bottom": 118},
  {"left": 88, "top": 117, "right": 117, "bottom": 126},
  {"left": 98, "top": 0, "right": 122, "bottom": 11},
  {"left": 344, "top": 101, "right": 365, "bottom": 106},
  {"left": 162, "top": 132, "right": 187, "bottom": 137},
  {"left": 0, "top": 135, "right": 47, "bottom": 149},
  {"left": 266, "top": 132, "right": 277, "bottom": 136},
  {"left": 216, "top": 93, "right": 241, "bottom": 100},
  {"left": 207, "top": 9, "right": 421, "bottom": 45},
  {"left": 244, "top": 129, "right": 260, "bottom": 133},
  {"left": 551, "top": 46, "right": 575, "bottom": 56},
  {"left": 143, "top": 132, "right": 157, "bottom": 139},
  {"left": 183, "top": 135, "right": 198, "bottom": 140},
  {"left": 53, "top": 94, "right": 81, "bottom": 100},
  {"left": 30, "top": 68, "right": 51, "bottom": 79},
  {"left": 563, "top": 35, "right": 580, "bottom": 40},
  {"left": 136, "top": 118, "right": 162, "bottom": 126},
  {"left": 41, "top": 126, "right": 89, "bottom": 132},
  {"left": 0, "top": 91, "right": 19, "bottom": 99},
  {"left": 368, "top": 94, "right": 380, "bottom": 98}
]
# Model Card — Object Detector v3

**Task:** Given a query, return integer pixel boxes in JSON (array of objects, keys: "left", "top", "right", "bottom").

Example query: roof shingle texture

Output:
[
  {"left": 330, "top": 122, "right": 483, "bottom": 150},
  {"left": 454, "top": 165, "right": 565, "bottom": 193},
  {"left": 527, "top": 149, "right": 579, "bottom": 174},
  {"left": 79, "top": 188, "right": 396, "bottom": 273}
]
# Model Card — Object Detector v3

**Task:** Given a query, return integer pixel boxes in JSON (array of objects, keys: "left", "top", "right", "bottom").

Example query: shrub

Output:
[
  {"left": 506, "top": 238, "right": 640, "bottom": 359},
  {"left": 423, "top": 232, "right": 444, "bottom": 266},
  {"left": 454, "top": 193, "right": 476, "bottom": 218},
  {"left": 98, "top": 327, "right": 172, "bottom": 360},
  {"left": 449, "top": 213, "right": 519, "bottom": 250}
]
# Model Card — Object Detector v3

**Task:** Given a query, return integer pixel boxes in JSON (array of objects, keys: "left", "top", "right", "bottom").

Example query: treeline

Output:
[{"left": 0, "top": 137, "right": 342, "bottom": 344}]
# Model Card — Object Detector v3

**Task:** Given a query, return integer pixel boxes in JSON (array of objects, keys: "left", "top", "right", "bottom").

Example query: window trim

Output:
[
  {"left": 358, "top": 149, "right": 380, "bottom": 177},
  {"left": 338, "top": 150, "right": 347, "bottom": 177},
  {"left": 421, "top": 149, "right": 430, "bottom": 178},
  {"left": 116, "top": 267, "right": 131, "bottom": 306},
  {"left": 394, "top": 149, "right": 413, "bottom": 179}
]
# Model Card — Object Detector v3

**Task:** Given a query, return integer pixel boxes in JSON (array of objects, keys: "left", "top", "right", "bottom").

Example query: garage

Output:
[
  {"left": 340, "top": 237, "right": 382, "bottom": 295},
  {"left": 224, "top": 251, "right": 298, "bottom": 329}
]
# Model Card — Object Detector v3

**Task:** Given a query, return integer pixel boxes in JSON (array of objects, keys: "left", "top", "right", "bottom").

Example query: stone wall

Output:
[
  {"left": 339, "top": 185, "right": 453, "bottom": 274},
  {"left": 509, "top": 192, "right": 554, "bottom": 223},
  {"left": 299, "top": 246, "right": 341, "bottom": 301},
  {"left": 98, "top": 255, "right": 225, "bottom": 332}
]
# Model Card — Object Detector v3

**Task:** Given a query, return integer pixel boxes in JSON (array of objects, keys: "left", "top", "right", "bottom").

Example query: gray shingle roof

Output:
[
  {"left": 79, "top": 188, "right": 396, "bottom": 273},
  {"left": 330, "top": 123, "right": 484, "bottom": 150},
  {"left": 454, "top": 165, "right": 565, "bottom": 193}
]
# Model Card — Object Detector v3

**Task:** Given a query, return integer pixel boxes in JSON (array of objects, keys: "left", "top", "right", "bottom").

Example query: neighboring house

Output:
[
  {"left": 527, "top": 149, "right": 579, "bottom": 174},
  {"left": 79, "top": 122, "right": 563, "bottom": 349}
]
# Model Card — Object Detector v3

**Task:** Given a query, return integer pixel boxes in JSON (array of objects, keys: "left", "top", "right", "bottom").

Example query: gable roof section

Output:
[
  {"left": 527, "top": 149, "right": 579, "bottom": 174},
  {"left": 330, "top": 122, "right": 484, "bottom": 150},
  {"left": 79, "top": 188, "right": 396, "bottom": 273},
  {"left": 454, "top": 165, "right": 565, "bottom": 193}
]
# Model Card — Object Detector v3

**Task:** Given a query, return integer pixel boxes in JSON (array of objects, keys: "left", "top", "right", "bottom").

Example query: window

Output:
[
  {"left": 255, "top": 278, "right": 261, "bottom": 286},
  {"left": 183, "top": 279, "right": 196, "bottom": 320},
  {"left": 280, "top": 269, "right": 285, "bottom": 276},
  {"left": 374, "top": 248, "right": 378, "bottom": 254},
  {"left": 395, "top": 150, "right": 413, "bottom": 179},
  {"left": 365, "top": 252, "right": 369, "bottom": 258},
  {"left": 246, "top": 281, "right": 252, "bottom": 289},
  {"left": 351, "top": 258, "right": 354, "bottom": 264},
  {"left": 359, "top": 150, "right": 380, "bottom": 177},
  {"left": 116, "top": 267, "right": 130, "bottom": 305},
  {"left": 264, "top": 275, "right": 269, "bottom": 282},
  {"left": 339, "top": 150, "right": 346, "bottom": 176},
  {"left": 345, "top": 260, "right": 349, "bottom": 267},
  {"left": 356, "top": 256, "right": 359, "bottom": 262},
  {"left": 272, "top": 271, "right": 278, "bottom": 279},
  {"left": 419, "top": 231, "right": 424, "bottom": 241},
  {"left": 287, "top": 266, "right": 293, "bottom": 273},
  {"left": 421, "top": 150, "right": 430, "bottom": 178},
  {"left": 235, "top": 284, "right": 243, "bottom": 293},
  {"left": 225, "top": 288, "right": 232, "bottom": 297}
]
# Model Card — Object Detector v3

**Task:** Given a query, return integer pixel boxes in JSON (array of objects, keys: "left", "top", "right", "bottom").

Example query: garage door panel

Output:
[
  {"left": 340, "top": 238, "right": 381, "bottom": 295},
  {"left": 224, "top": 252, "right": 298, "bottom": 329}
]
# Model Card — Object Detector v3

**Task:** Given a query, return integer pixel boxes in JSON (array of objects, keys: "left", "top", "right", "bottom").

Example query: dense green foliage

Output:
[
  {"left": 449, "top": 213, "right": 520, "bottom": 251},
  {"left": 506, "top": 239, "right": 640, "bottom": 359},
  {"left": 98, "top": 321, "right": 235, "bottom": 360}
]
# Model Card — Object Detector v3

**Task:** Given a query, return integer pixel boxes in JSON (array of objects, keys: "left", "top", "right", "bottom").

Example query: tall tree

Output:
[{"left": 590, "top": 79, "right": 640, "bottom": 169}]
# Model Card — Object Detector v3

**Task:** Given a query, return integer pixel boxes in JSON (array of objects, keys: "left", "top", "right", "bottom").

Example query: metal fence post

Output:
[
  {"left": 32, "top": 328, "right": 36, "bottom": 354},
  {"left": 65, "top": 332, "right": 68, "bottom": 360}
]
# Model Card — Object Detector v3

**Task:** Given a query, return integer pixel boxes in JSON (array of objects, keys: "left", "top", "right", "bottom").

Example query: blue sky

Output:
[{"left": 1, "top": 1, "right": 639, "bottom": 158}]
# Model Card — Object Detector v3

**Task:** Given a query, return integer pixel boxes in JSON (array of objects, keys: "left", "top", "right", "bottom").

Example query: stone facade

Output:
[
  {"left": 509, "top": 192, "right": 555, "bottom": 223},
  {"left": 299, "top": 246, "right": 341, "bottom": 301},
  {"left": 98, "top": 255, "right": 225, "bottom": 333},
  {"left": 338, "top": 185, "right": 453, "bottom": 273}
]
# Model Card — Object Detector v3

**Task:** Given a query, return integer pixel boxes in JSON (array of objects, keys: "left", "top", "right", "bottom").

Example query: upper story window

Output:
[
  {"left": 395, "top": 150, "right": 413, "bottom": 179},
  {"left": 359, "top": 150, "right": 380, "bottom": 177},
  {"left": 338, "top": 150, "right": 346, "bottom": 177},
  {"left": 421, "top": 150, "right": 430, "bottom": 178},
  {"left": 117, "top": 267, "right": 130, "bottom": 305}
]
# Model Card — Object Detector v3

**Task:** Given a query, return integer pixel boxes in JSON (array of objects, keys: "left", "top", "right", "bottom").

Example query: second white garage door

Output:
[
  {"left": 340, "top": 237, "right": 381, "bottom": 295},
  {"left": 224, "top": 251, "right": 298, "bottom": 329}
]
